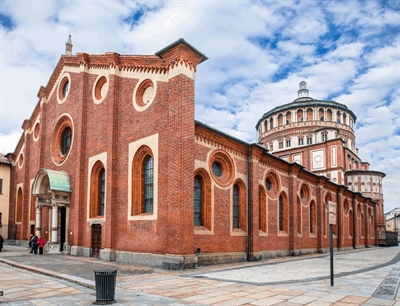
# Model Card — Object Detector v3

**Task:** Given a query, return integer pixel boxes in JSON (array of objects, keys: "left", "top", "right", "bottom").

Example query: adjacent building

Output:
[
  {"left": 5, "top": 38, "right": 384, "bottom": 268},
  {"left": 0, "top": 153, "right": 12, "bottom": 239}
]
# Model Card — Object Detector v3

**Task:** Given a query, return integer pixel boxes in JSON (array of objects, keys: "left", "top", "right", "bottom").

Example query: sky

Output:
[{"left": 0, "top": 0, "right": 399, "bottom": 213}]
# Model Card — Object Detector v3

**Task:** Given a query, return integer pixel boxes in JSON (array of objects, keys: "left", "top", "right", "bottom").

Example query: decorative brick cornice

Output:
[{"left": 195, "top": 124, "right": 248, "bottom": 159}]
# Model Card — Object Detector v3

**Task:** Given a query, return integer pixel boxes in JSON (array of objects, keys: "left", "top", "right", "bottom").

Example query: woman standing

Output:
[{"left": 37, "top": 236, "right": 46, "bottom": 255}]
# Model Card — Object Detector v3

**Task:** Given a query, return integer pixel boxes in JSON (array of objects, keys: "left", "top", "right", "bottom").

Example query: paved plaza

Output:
[{"left": 0, "top": 244, "right": 399, "bottom": 305}]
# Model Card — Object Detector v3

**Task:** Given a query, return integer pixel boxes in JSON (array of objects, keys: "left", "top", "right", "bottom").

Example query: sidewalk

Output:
[{"left": 0, "top": 244, "right": 399, "bottom": 305}]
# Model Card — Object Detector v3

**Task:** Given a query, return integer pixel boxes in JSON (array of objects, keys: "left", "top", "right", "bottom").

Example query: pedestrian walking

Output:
[
  {"left": 30, "top": 234, "right": 38, "bottom": 254},
  {"left": 37, "top": 236, "right": 46, "bottom": 255},
  {"left": 28, "top": 234, "right": 34, "bottom": 253},
  {"left": 0, "top": 234, "right": 4, "bottom": 251}
]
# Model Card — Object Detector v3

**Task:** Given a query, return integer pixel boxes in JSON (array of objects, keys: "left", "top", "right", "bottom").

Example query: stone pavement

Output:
[{"left": 0, "top": 244, "right": 399, "bottom": 305}]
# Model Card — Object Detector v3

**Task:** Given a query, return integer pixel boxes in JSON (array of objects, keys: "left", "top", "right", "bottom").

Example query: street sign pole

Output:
[
  {"left": 330, "top": 223, "right": 334, "bottom": 286},
  {"left": 328, "top": 201, "right": 336, "bottom": 287}
]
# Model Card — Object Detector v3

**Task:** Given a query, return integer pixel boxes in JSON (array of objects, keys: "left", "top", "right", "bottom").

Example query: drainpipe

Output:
[{"left": 247, "top": 144, "right": 252, "bottom": 261}]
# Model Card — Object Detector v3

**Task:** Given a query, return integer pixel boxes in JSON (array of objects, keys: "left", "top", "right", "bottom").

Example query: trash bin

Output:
[{"left": 93, "top": 269, "right": 117, "bottom": 304}]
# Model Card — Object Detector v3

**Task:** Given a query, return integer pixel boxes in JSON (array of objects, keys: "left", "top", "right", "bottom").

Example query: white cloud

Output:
[{"left": 0, "top": 0, "right": 399, "bottom": 213}]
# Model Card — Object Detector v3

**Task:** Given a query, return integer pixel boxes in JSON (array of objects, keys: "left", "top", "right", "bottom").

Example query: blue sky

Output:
[{"left": 0, "top": 0, "right": 399, "bottom": 212}]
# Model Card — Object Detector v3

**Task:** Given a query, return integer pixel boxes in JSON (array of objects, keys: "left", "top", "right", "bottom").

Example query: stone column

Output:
[
  {"left": 35, "top": 204, "right": 42, "bottom": 237},
  {"left": 51, "top": 204, "right": 58, "bottom": 243}
]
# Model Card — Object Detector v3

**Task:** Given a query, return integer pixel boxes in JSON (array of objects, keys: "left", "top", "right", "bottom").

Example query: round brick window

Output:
[
  {"left": 93, "top": 75, "right": 108, "bottom": 104},
  {"left": 133, "top": 79, "right": 156, "bottom": 111},
  {"left": 18, "top": 152, "right": 24, "bottom": 169},
  {"left": 264, "top": 170, "right": 281, "bottom": 198},
  {"left": 33, "top": 122, "right": 40, "bottom": 141},
  {"left": 51, "top": 115, "right": 73, "bottom": 165},
  {"left": 299, "top": 183, "right": 310, "bottom": 204},
  {"left": 57, "top": 74, "right": 71, "bottom": 103},
  {"left": 209, "top": 150, "right": 235, "bottom": 187}
]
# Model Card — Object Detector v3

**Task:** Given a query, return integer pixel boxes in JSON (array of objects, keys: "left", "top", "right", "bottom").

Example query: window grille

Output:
[
  {"left": 233, "top": 185, "right": 239, "bottom": 228},
  {"left": 212, "top": 161, "right": 222, "bottom": 177},
  {"left": 63, "top": 81, "right": 69, "bottom": 98},
  {"left": 194, "top": 175, "right": 202, "bottom": 226},
  {"left": 98, "top": 169, "right": 105, "bottom": 216},
  {"left": 143, "top": 156, "right": 153, "bottom": 213},
  {"left": 279, "top": 196, "right": 284, "bottom": 231},
  {"left": 61, "top": 127, "right": 71, "bottom": 155}
]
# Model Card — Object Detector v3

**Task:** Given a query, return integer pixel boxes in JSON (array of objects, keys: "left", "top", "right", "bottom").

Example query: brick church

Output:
[{"left": 6, "top": 37, "right": 385, "bottom": 268}]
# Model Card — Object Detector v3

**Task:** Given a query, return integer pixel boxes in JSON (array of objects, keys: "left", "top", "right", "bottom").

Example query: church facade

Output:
[{"left": 6, "top": 38, "right": 384, "bottom": 268}]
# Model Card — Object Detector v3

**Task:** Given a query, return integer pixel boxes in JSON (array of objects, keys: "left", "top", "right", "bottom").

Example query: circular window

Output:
[
  {"left": 93, "top": 75, "right": 108, "bottom": 103},
  {"left": 18, "top": 152, "right": 24, "bottom": 168},
  {"left": 57, "top": 74, "right": 71, "bottom": 103},
  {"left": 33, "top": 122, "right": 40, "bottom": 141},
  {"left": 51, "top": 115, "right": 73, "bottom": 165},
  {"left": 133, "top": 79, "right": 156, "bottom": 111},
  {"left": 209, "top": 150, "right": 235, "bottom": 187},
  {"left": 299, "top": 183, "right": 310, "bottom": 204},
  {"left": 212, "top": 161, "right": 222, "bottom": 177},
  {"left": 264, "top": 170, "right": 281, "bottom": 198}
]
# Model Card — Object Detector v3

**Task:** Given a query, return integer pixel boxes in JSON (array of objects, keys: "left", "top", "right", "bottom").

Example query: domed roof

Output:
[{"left": 255, "top": 82, "right": 357, "bottom": 129}]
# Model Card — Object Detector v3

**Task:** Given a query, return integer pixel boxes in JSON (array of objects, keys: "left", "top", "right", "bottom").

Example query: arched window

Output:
[
  {"left": 326, "top": 109, "right": 332, "bottom": 121},
  {"left": 90, "top": 161, "right": 106, "bottom": 218},
  {"left": 132, "top": 146, "right": 155, "bottom": 216},
  {"left": 349, "top": 210, "right": 353, "bottom": 237},
  {"left": 297, "top": 109, "right": 304, "bottom": 122},
  {"left": 337, "top": 111, "right": 341, "bottom": 123},
  {"left": 278, "top": 193, "right": 288, "bottom": 232},
  {"left": 194, "top": 175, "right": 203, "bottom": 226},
  {"left": 233, "top": 181, "right": 247, "bottom": 231},
  {"left": 143, "top": 156, "right": 153, "bottom": 213},
  {"left": 310, "top": 200, "right": 316, "bottom": 234},
  {"left": 306, "top": 108, "right": 313, "bottom": 121},
  {"left": 361, "top": 213, "right": 365, "bottom": 238},
  {"left": 278, "top": 114, "right": 283, "bottom": 126},
  {"left": 297, "top": 197, "right": 302, "bottom": 235},
  {"left": 194, "top": 169, "right": 212, "bottom": 230},
  {"left": 16, "top": 187, "right": 23, "bottom": 222},
  {"left": 259, "top": 186, "right": 267, "bottom": 232},
  {"left": 98, "top": 168, "right": 105, "bottom": 216},
  {"left": 61, "top": 127, "right": 71, "bottom": 156},
  {"left": 269, "top": 117, "right": 273, "bottom": 130},
  {"left": 286, "top": 111, "right": 292, "bottom": 124},
  {"left": 319, "top": 108, "right": 324, "bottom": 121}
]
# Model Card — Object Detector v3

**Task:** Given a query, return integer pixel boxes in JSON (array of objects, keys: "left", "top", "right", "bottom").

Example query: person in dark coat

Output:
[
  {"left": 30, "top": 235, "right": 38, "bottom": 254},
  {"left": 0, "top": 234, "right": 4, "bottom": 252},
  {"left": 28, "top": 234, "right": 34, "bottom": 253}
]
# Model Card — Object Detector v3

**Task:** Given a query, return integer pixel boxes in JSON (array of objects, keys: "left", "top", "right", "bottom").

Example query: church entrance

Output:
[
  {"left": 92, "top": 224, "right": 102, "bottom": 258},
  {"left": 31, "top": 169, "right": 71, "bottom": 253}
]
